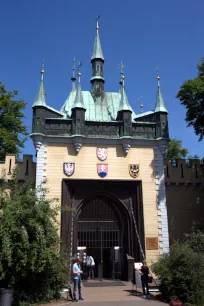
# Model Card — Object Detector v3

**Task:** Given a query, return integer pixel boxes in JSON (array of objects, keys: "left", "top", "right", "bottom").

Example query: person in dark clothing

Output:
[{"left": 139, "top": 260, "right": 150, "bottom": 297}]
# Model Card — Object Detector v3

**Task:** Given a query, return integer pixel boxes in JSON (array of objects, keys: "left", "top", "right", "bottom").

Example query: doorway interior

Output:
[{"left": 77, "top": 196, "right": 123, "bottom": 279}]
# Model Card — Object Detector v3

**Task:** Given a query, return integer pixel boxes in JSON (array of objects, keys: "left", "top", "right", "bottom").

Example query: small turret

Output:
[
  {"left": 71, "top": 67, "right": 86, "bottom": 136},
  {"left": 32, "top": 59, "right": 46, "bottom": 107}
]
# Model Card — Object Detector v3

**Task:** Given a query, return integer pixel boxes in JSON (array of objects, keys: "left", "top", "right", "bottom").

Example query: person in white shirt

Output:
[
  {"left": 86, "top": 254, "right": 95, "bottom": 279},
  {"left": 72, "top": 258, "right": 83, "bottom": 302}
]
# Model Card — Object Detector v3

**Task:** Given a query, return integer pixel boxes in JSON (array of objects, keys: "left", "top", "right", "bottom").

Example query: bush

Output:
[
  {"left": 0, "top": 176, "right": 68, "bottom": 306},
  {"left": 152, "top": 241, "right": 204, "bottom": 305}
]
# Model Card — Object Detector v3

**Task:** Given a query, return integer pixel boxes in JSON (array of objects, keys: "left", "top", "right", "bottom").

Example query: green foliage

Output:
[
  {"left": 0, "top": 176, "right": 68, "bottom": 306},
  {"left": 0, "top": 82, "right": 28, "bottom": 161},
  {"left": 152, "top": 231, "right": 204, "bottom": 305},
  {"left": 184, "top": 226, "right": 204, "bottom": 252},
  {"left": 167, "top": 139, "right": 189, "bottom": 159},
  {"left": 177, "top": 58, "right": 204, "bottom": 141}
]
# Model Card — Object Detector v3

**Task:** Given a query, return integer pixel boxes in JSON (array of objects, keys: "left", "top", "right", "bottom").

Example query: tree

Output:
[
  {"left": 152, "top": 228, "right": 204, "bottom": 305},
  {"left": 0, "top": 176, "right": 67, "bottom": 306},
  {"left": 177, "top": 58, "right": 204, "bottom": 141},
  {"left": 167, "top": 139, "right": 189, "bottom": 159},
  {"left": 0, "top": 82, "right": 28, "bottom": 161}
]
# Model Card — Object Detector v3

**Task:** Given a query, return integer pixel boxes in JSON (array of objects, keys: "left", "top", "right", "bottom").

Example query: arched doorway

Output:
[{"left": 76, "top": 195, "right": 129, "bottom": 280}]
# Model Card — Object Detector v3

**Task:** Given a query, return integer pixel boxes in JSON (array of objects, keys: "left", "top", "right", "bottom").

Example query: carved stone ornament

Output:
[
  {"left": 74, "top": 142, "right": 82, "bottom": 153},
  {"left": 123, "top": 144, "right": 131, "bottom": 154},
  {"left": 34, "top": 141, "right": 42, "bottom": 152}
]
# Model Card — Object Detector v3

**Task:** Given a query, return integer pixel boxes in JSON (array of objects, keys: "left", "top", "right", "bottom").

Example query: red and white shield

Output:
[
  {"left": 97, "top": 164, "right": 108, "bottom": 178},
  {"left": 96, "top": 148, "right": 108, "bottom": 161}
]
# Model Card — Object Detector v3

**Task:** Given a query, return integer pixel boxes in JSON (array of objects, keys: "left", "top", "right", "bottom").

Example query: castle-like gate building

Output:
[{"left": 31, "top": 19, "right": 169, "bottom": 280}]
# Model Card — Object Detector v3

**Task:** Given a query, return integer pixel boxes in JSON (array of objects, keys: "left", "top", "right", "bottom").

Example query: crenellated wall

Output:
[
  {"left": 164, "top": 159, "right": 204, "bottom": 243},
  {"left": 0, "top": 154, "right": 36, "bottom": 183}
]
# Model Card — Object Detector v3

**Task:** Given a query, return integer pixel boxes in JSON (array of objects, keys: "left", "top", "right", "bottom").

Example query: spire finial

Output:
[
  {"left": 41, "top": 59, "right": 44, "bottom": 80},
  {"left": 156, "top": 66, "right": 160, "bottom": 86},
  {"left": 139, "top": 96, "right": 143, "bottom": 113},
  {"left": 77, "top": 61, "right": 82, "bottom": 83},
  {"left": 72, "top": 57, "right": 77, "bottom": 79},
  {"left": 96, "top": 15, "right": 100, "bottom": 35},
  {"left": 119, "top": 61, "right": 125, "bottom": 84}
]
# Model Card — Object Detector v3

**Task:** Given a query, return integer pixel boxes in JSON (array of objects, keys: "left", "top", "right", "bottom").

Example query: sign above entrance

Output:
[
  {"left": 63, "top": 162, "right": 75, "bottom": 177},
  {"left": 96, "top": 148, "right": 108, "bottom": 161},
  {"left": 129, "top": 164, "right": 140, "bottom": 178},
  {"left": 97, "top": 164, "right": 108, "bottom": 178}
]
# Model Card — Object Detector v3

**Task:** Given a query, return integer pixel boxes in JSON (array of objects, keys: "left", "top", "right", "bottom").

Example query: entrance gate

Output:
[{"left": 77, "top": 196, "right": 124, "bottom": 279}]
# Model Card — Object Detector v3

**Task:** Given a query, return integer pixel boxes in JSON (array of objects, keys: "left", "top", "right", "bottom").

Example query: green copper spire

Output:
[
  {"left": 118, "top": 75, "right": 132, "bottom": 112},
  {"left": 91, "top": 16, "right": 104, "bottom": 61},
  {"left": 72, "top": 69, "right": 86, "bottom": 110},
  {"left": 32, "top": 60, "right": 46, "bottom": 107},
  {"left": 154, "top": 68, "right": 168, "bottom": 113}
]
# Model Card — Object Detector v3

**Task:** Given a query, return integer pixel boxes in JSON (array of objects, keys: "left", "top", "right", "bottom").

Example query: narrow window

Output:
[
  {"left": 166, "top": 165, "right": 169, "bottom": 178},
  {"left": 181, "top": 164, "right": 184, "bottom": 178},
  {"left": 8, "top": 159, "right": 12, "bottom": 175},
  {"left": 195, "top": 164, "right": 198, "bottom": 178},
  {"left": 25, "top": 159, "right": 29, "bottom": 176}
]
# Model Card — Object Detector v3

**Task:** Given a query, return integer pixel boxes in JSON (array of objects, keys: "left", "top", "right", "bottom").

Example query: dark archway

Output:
[
  {"left": 75, "top": 193, "right": 131, "bottom": 279},
  {"left": 61, "top": 179, "right": 145, "bottom": 281}
]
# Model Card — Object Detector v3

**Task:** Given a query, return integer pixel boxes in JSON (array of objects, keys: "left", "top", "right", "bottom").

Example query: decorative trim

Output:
[
  {"left": 72, "top": 136, "right": 84, "bottom": 154},
  {"left": 154, "top": 145, "right": 169, "bottom": 254},
  {"left": 35, "top": 142, "right": 47, "bottom": 191}
]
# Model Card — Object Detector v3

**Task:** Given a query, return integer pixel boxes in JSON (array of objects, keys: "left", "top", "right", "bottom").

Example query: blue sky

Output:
[{"left": 1, "top": 0, "right": 204, "bottom": 158}]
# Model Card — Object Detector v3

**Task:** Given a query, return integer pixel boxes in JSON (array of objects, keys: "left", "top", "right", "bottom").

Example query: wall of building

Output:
[
  {"left": 2, "top": 153, "right": 203, "bottom": 260},
  {"left": 164, "top": 159, "right": 204, "bottom": 243},
  {"left": 42, "top": 143, "right": 161, "bottom": 263}
]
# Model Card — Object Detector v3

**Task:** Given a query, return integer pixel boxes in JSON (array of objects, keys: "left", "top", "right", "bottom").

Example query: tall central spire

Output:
[
  {"left": 91, "top": 16, "right": 104, "bottom": 61},
  {"left": 90, "top": 16, "right": 105, "bottom": 98}
]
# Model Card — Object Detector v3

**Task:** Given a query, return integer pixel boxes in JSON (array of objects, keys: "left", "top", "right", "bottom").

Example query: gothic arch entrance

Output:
[{"left": 76, "top": 194, "right": 129, "bottom": 280}]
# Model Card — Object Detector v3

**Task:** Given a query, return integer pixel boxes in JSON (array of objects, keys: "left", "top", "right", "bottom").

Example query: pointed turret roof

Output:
[
  {"left": 118, "top": 76, "right": 132, "bottom": 112},
  {"left": 91, "top": 16, "right": 104, "bottom": 61},
  {"left": 154, "top": 72, "right": 168, "bottom": 113},
  {"left": 32, "top": 60, "right": 46, "bottom": 107},
  {"left": 72, "top": 72, "right": 86, "bottom": 110}
]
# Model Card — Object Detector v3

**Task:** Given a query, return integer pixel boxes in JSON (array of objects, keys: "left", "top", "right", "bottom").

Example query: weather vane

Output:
[
  {"left": 77, "top": 61, "right": 82, "bottom": 72},
  {"left": 72, "top": 57, "right": 77, "bottom": 78},
  {"left": 138, "top": 96, "right": 143, "bottom": 113},
  {"left": 155, "top": 66, "right": 160, "bottom": 80},
  {"left": 119, "top": 61, "right": 125, "bottom": 75}
]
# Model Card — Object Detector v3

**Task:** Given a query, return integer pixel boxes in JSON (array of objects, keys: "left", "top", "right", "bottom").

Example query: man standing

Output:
[
  {"left": 137, "top": 260, "right": 150, "bottom": 298},
  {"left": 86, "top": 254, "right": 95, "bottom": 279},
  {"left": 72, "top": 258, "right": 84, "bottom": 302}
]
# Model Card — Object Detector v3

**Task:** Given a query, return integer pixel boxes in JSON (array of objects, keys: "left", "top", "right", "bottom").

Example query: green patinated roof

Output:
[
  {"left": 118, "top": 83, "right": 132, "bottom": 112},
  {"left": 91, "top": 32, "right": 104, "bottom": 61},
  {"left": 71, "top": 81, "right": 86, "bottom": 110},
  {"left": 32, "top": 78, "right": 46, "bottom": 107},
  {"left": 61, "top": 90, "right": 137, "bottom": 121},
  {"left": 154, "top": 81, "right": 168, "bottom": 113}
]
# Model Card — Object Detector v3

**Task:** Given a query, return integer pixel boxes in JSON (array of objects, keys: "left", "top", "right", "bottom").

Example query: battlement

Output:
[
  {"left": 0, "top": 154, "right": 36, "bottom": 183},
  {"left": 164, "top": 159, "right": 204, "bottom": 185}
]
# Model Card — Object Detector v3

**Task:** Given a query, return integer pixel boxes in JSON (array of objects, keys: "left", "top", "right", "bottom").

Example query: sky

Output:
[{"left": 0, "top": 0, "right": 204, "bottom": 159}]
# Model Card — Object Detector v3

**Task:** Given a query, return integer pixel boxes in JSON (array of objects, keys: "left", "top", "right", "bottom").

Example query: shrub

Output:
[
  {"left": 0, "top": 176, "right": 68, "bottom": 306},
  {"left": 152, "top": 242, "right": 204, "bottom": 305}
]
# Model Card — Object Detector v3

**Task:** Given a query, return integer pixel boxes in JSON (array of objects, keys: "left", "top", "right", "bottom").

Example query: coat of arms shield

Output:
[
  {"left": 96, "top": 148, "right": 108, "bottom": 161},
  {"left": 97, "top": 164, "right": 108, "bottom": 178},
  {"left": 63, "top": 162, "right": 75, "bottom": 177},
  {"left": 129, "top": 164, "right": 139, "bottom": 178}
]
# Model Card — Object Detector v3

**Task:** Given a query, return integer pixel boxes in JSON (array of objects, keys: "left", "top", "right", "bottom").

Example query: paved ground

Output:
[{"left": 37, "top": 281, "right": 166, "bottom": 306}]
